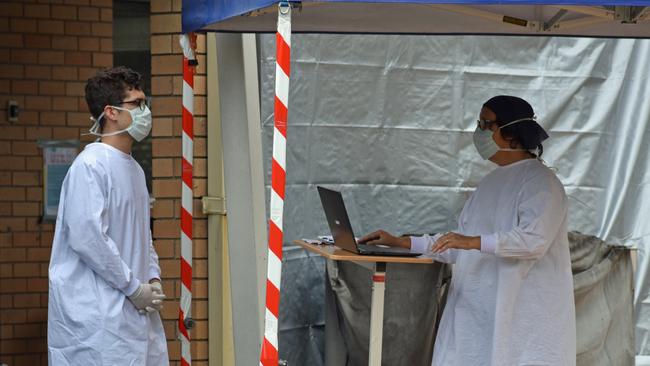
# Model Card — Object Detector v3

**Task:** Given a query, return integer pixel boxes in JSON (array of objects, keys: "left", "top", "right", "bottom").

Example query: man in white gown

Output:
[
  {"left": 48, "top": 66, "right": 169, "bottom": 365},
  {"left": 361, "top": 96, "right": 576, "bottom": 366}
]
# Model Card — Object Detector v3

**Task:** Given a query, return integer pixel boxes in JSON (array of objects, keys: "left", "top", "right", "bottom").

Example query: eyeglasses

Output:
[
  {"left": 477, "top": 119, "right": 498, "bottom": 130},
  {"left": 119, "top": 98, "right": 150, "bottom": 111}
]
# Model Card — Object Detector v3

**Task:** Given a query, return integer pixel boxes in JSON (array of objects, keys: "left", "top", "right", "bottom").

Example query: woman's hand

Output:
[
  {"left": 431, "top": 232, "right": 481, "bottom": 253},
  {"left": 359, "top": 230, "right": 411, "bottom": 249}
]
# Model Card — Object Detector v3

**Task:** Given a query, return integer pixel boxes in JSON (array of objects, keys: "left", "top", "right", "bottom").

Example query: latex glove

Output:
[
  {"left": 129, "top": 283, "right": 166, "bottom": 314},
  {"left": 150, "top": 280, "right": 163, "bottom": 295},
  {"left": 137, "top": 280, "right": 166, "bottom": 314}
]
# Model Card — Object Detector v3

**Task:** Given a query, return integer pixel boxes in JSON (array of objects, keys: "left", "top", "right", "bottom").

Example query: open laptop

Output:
[{"left": 317, "top": 186, "right": 422, "bottom": 257}]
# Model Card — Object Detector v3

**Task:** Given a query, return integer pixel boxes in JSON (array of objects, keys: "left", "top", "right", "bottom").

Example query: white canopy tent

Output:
[
  {"left": 192, "top": 3, "right": 650, "bottom": 37},
  {"left": 182, "top": 1, "right": 650, "bottom": 365}
]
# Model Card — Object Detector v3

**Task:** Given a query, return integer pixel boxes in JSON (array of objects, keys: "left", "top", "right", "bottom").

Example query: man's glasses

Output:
[
  {"left": 119, "top": 98, "right": 150, "bottom": 111},
  {"left": 477, "top": 119, "right": 497, "bottom": 130}
]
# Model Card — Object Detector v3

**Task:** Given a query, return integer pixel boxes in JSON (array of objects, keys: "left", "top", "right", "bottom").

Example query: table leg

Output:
[{"left": 369, "top": 262, "right": 386, "bottom": 366}]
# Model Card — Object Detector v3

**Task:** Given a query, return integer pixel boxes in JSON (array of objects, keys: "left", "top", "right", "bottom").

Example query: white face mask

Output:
[
  {"left": 87, "top": 105, "right": 152, "bottom": 142},
  {"left": 472, "top": 118, "right": 533, "bottom": 160}
]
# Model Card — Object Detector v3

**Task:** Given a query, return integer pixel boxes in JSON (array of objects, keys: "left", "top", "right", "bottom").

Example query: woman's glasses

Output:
[{"left": 477, "top": 119, "right": 497, "bottom": 130}]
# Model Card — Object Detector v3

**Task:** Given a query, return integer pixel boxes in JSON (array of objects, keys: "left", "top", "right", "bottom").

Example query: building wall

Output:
[
  {"left": 149, "top": 1, "right": 209, "bottom": 364},
  {"left": 0, "top": 1, "right": 210, "bottom": 364},
  {"left": 0, "top": 0, "right": 113, "bottom": 365}
]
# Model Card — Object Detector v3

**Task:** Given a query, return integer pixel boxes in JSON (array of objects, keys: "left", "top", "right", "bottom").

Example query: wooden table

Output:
[{"left": 294, "top": 240, "right": 435, "bottom": 366}]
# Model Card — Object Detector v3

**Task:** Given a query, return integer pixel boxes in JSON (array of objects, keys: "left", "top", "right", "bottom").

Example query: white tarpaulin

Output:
[{"left": 258, "top": 34, "right": 650, "bottom": 363}]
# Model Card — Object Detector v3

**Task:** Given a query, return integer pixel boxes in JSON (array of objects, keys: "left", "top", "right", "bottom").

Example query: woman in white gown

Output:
[{"left": 360, "top": 96, "right": 576, "bottom": 366}]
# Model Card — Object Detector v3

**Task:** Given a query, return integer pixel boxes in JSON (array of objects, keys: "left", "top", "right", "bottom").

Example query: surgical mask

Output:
[
  {"left": 472, "top": 118, "right": 533, "bottom": 160},
  {"left": 87, "top": 105, "right": 152, "bottom": 142}
]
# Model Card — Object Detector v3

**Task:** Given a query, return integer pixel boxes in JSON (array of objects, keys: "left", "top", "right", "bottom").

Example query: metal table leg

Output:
[{"left": 368, "top": 262, "right": 386, "bottom": 366}]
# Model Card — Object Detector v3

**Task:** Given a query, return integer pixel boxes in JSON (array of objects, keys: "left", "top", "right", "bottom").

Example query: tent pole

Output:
[
  {"left": 179, "top": 33, "right": 198, "bottom": 366},
  {"left": 260, "top": 2, "right": 292, "bottom": 366}
]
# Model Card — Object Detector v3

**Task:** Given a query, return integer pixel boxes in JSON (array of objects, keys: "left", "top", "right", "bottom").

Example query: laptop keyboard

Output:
[{"left": 357, "top": 244, "right": 411, "bottom": 254}]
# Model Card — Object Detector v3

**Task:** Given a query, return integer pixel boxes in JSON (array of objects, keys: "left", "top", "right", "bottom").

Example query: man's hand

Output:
[
  {"left": 431, "top": 232, "right": 480, "bottom": 253},
  {"left": 359, "top": 230, "right": 411, "bottom": 249},
  {"left": 150, "top": 280, "right": 163, "bottom": 295},
  {"left": 129, "top": 283, "right": 166, "bottom": 314},
  {"left": 136, "top": 280, "right": 166, "bottom": 314}
]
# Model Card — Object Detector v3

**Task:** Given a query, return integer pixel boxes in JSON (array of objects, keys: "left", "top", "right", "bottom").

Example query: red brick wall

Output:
[
  {"left": 149, "top": 1, "right": 209, "bottom": 364},
  {"left": 0, "top": 1, "right": 112, "bottom": 365}
]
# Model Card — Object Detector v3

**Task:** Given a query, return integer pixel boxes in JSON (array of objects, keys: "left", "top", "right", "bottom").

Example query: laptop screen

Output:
[{"left": 317, "top": 186, "right": 359, "bottom": 253}]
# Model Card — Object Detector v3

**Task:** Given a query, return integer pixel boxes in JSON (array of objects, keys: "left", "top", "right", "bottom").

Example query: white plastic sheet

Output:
[{"left": 258, "top": 34, "right": 650, "bottom": 363}]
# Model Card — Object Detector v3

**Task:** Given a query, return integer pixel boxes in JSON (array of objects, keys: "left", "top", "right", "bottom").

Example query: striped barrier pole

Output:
[
  {"left": 179, "top": 32, "right": 198, "bottom": 366},
  {"left": 260, "top": 3, "right": 292, "bottom": 366}
]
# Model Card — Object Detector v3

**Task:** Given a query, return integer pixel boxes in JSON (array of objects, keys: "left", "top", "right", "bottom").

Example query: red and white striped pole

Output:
[
  {"left": 179, "top": 33, "right": 197, "bottom": 366},
  {"left": 260, "top": 3, "right": 292, "bottom": 366}
]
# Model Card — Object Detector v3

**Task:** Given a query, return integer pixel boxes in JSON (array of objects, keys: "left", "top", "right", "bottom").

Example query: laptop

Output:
[{"left": 317, "top": 186, "right": 422, "bottom": 257}]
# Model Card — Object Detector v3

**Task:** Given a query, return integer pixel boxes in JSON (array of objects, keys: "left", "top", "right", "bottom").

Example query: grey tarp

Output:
[
  {"left": 324, "top": 259, "right": 448, "bottom": 366},
  {"left": 315, "top": 232, "right": 633, "bottom": 366},
  {"left": 279, "top": 246, "right": 327, "bottom": 366},
  {"left": 571, "top": 232, "right": 635, "bottom": 366}
]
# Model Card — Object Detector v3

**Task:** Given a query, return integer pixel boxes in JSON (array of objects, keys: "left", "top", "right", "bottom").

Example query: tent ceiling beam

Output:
[
  {"left": 614, "top": 6, "right": 648, "bottom": 23},
  {"left": 552, "top": 15, "right": 611, "bottom": 31},
  {"left": 544, "top": 9, "right": 568, "bottom": 30},
  {"left": 639, "top": 7, "right": 650, "bottom": 21},
  {"left": 550, "top": 5, "right": 614, "bottom": 19},
  {"left": 429, "top": 5, "right": 650, "bottom": 34},
  {"left": 430, "top": 4, "right": 538, "bottom": 30}
]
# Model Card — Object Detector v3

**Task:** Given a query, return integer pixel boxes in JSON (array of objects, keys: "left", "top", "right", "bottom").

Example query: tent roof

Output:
[{"left": 182, "top": 1, "right": 650, "bottom": 37}]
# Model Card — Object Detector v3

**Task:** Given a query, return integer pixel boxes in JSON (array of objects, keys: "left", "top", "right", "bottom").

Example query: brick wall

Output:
[
  {"left": 0, "top": 1, "right": 113, "bottom": 365},
  {"left": 149, "top": 1, "right": 209, "bottom": 364}
]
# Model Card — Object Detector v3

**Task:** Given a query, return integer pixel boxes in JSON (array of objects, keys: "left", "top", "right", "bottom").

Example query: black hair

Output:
[
  {"left": 499, "top": 121, "right": 546, "bottom": 158},
  {"left": 84, "top": 66, "right": 142, "bottom": 128},
  {"left": 483, "top": 95, "right": 549, "bottom": 158}
]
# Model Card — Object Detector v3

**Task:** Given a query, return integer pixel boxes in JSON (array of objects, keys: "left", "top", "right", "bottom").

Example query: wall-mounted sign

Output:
[{"left": 37, "top": 140, "right": 80, "bottom": 221}]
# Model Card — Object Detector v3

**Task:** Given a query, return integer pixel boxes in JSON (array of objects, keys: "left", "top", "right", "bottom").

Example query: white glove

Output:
[
  {"left": 145, "top": 280, "right": 167, "bottom": 314},
  {"left": 150, "top": 280, "right": 163, "bottom": 295},
  {"left": 129, "top": 283, "right": 166, "bottom": 314},
  {"left": 140, "top": 280, "right": 166, "bottom": 314}
]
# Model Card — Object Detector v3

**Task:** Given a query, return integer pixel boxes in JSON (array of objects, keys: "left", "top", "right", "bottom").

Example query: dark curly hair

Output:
[{"left": 84, "top": 66, "right": 142, "bottom": 129}]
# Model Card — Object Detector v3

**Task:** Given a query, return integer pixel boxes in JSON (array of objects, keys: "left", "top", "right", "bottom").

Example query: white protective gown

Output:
[
  {"left": 411, "top": 158, "right": 576, "bottom": 366},
  {"left": 48, "top": 142, "right": 169, "bottom": 366}
]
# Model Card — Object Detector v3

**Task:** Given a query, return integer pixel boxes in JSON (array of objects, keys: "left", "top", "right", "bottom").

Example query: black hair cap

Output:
[{"left": 483, "top": 95, "right": 549, "bottom": 150}]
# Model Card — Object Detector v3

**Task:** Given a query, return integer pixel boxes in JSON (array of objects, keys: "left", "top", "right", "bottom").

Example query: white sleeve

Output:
[
  {"left": 410, "top": 233, "right": 458, "bottom": 263},
  {"left": 482, "top": 174, "right": 567, "bottom": 260},
  {"left": 148, "top": 235, "right": 162, "bottom": 281},
  {"left": 62, "top": 161, "right": 140, "bottom": 296}
]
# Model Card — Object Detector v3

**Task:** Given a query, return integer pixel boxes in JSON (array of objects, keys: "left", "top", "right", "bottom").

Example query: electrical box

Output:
[{"left": 7, "top": 100, "right": 19, "bottom": 123}]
